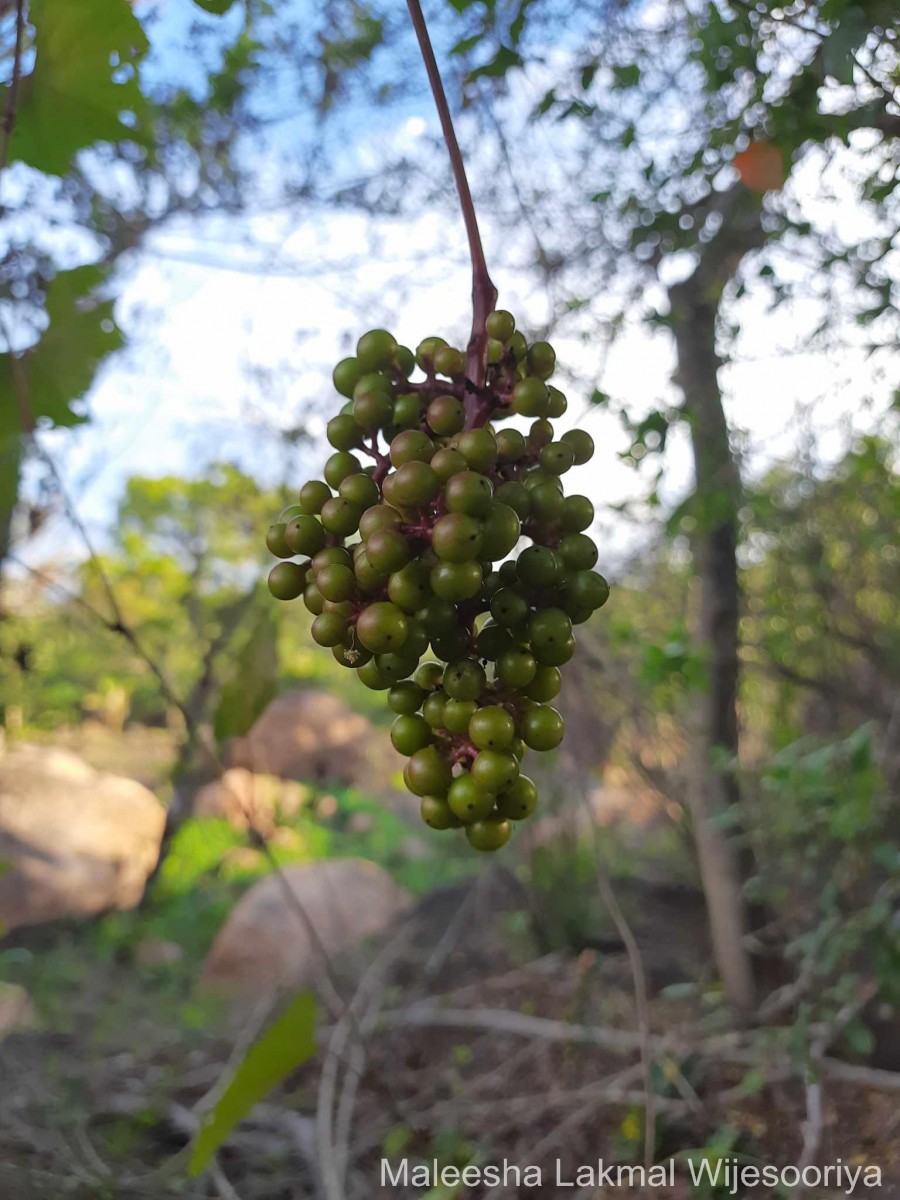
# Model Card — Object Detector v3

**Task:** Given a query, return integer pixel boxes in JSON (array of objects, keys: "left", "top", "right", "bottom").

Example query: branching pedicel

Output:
[{"left": 264, "top": 4, "right": 610, "bottom": 851}]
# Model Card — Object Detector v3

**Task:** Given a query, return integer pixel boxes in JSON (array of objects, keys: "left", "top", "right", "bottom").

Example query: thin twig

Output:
[
  {"left": 405, "top": 0, "right": 497, "bottom": 400},
  {"left": 581, "top": 787, "right": 657, "bottom": 1171},
  {"left": 0, "top": 0, "right": 26, "bottom": 183}
]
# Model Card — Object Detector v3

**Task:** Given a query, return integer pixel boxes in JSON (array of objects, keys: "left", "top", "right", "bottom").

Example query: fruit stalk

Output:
[{"left": 405, "top": 0, "right": 498, "bottom": 410}]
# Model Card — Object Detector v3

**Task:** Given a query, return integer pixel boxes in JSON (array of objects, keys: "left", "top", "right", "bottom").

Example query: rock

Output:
[
  {"left": 0, "top": 744, "right": 165, "bottom": 931},
  {"left": 199, "top": 858, "right": 411, "bottom": 997},
  {"left": 225, "top": 690, "right": 402, "bottom": 791},
  {"left": 0, "top": 983, "right": 36, "bottom": 1039},
  {"left": 192, "top": 768, "right": 308, "bottom": 833}
]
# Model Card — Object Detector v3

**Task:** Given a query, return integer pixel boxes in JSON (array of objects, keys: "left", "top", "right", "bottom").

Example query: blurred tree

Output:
[
  {"left": 0, "top": 0, "right": 267, "bottom": 570},
  {"left": 435, "top": 0, "right": 898, "bottom": 1009},
  {"left": 0, "top": 465, "right": 287, "bottom": 740},
  {"left": 745, "top": 433, "right": 900, "bottom": 759}
]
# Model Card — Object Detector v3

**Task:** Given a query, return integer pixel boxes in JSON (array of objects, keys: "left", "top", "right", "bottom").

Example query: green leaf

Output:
[
  {"left": 612, "top": 65, "right": 641, "bottom": 89},
  {"left": 189, "top": 992, "right": 317, "bottom": 1176},
  {"left": 192, "top": 0, "right": 236, "bottom": 12},
  {"left": 451, "top": 35, "right": 482, "bottom": 57},
  {"left": 0, "top": 266, "right": 122, "bottom": 510},
  {"left": 12, "top": 0, "right": 149, "bottom": 176},
  {"left": 467, "top": 45, "right": 523, "bottom": 82},
  {"left": 213, "top": 602, "right": 279, "bottom": 742}
]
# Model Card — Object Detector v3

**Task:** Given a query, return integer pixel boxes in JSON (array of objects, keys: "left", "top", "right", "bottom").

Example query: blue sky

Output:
[{"left": 17, "top": 0, "right": 895, "bottom": 577}]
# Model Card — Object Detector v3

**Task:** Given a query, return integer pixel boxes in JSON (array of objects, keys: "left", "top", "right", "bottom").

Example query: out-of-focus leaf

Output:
[
  {"left": 466, "top": 45, "right": 523, "bottom": 82},
  {"left": 192, "top": 0, "right": 236, "bottom": 13},
  {"left": 612, "top": 64, "right": 641, "bottom": 88},
  {"left": 213, "top": 602, "right": 279, "bottom": 742},
  {"left": 451, "top": 34, "right": 481, "bottom": 56},
  {"left": 12, "top": 0, "right": 149, "bottom": 176},
  {"left": 0, "top": 266, "right": 122, "bottom": 510},
  {"left": 189, "top": 992, "right": 317, "bottom": 1175}
]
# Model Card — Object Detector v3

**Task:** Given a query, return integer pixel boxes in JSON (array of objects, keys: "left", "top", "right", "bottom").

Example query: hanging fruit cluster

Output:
[{"left": 265, "top": 312, "right": 609, "bottom": 851}]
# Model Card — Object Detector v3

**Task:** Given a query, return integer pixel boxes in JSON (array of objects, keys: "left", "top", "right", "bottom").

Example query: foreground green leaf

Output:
[
  {"left": 12, "top": 0, "right": 149, "bottom": 176},
  {"left": 189, "top": 991, "right": 317, "bottom": 1175}
]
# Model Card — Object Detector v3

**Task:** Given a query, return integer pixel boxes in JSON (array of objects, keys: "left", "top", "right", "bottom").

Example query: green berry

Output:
[
  {"left": 320, "top": 496, "right": 362, "bottom": 537},
  {"left": 285, "top": 515, "right": 326, "bottom": 556},
  {"left": 415, "top": 335, "right": 448, "bottom": 371},
  {"left": 469, "top": 705, "right": 516, "bottom": 751},
  {"left": 356, "top": 328, "right": 398, "bottom": 372},
  {"left": 465, "top": 817, "right": 512, "bottom": 852},
  {"left": 366, "top": 528, "right": 412, "bottom": 574},
  {"left": 327, "top": 414, "right": 363, "bottom": 452},
  {"left": 527, "top": 341, "right": 556, "bottom": 379},
  {"left": 444, "top": 470, "right": 493, "bottom": 517},
  {"left": 540, "top": 441, "right": 576, "bottom": 475},
  {"left": 495, "top": 428, "right": 526, "bottom": 461},
  {"left": 513, "top": 378, "right": 550, "bottom": 417},
  {"left": 479, "top": 502, "right": 521, "bottom": 560},
  {"left": 339, "top": 472, "right": 380, "bottom": 509},
  {"left": 266, "top": 523, "right": 292, "bottom": 558},
  {"left": 357, "top": 659, "right": 394, "bottom": 690},
  {"left": 355, "top": 602, "right": 408, "bottom": 654},
  {"left": 558, "top": 533, "right": 599, "bottom": 572},
  {"left": 523, "top": 665, "right": 561, "bottom": 701},
  {"left": 496, "top": 648, "right": 537, "bottom": 688},
  {"left": 434, "top": 345, "right": 465, "bottom": 377},
  {"left": 312, "top": 611, "right": 349, "bottom": 647},
  {"left": 443, "top": 658, "right": 486, "bottom": 701},
  {"left": 496, "top": 775, "right": 538, "bottom": 820},
  {"left": 443, "top": 698, "right": 477, "bottom": 734},
  {"left": 471, "top": 749, "right": 519, "bottom": 793},
  {"left": 448, "top": 774, "right": 495, "bottom": 822},
  {"left": 432, "top": 513, "right": 483, "bottom": 562},
  {"left": 391, "top": 460, "right": 440, "bottom": 507},
  {"left": 431, "top": 447, "right": 468, "bottom": 482},
  {"left": 427, "top": 394, "right": 466, "bottom": 436},
  {"left": 333, "top": 357, "right": 363, "bottom": 398},
  {"left": 298, "top": 480, "right": 333, "bottom": 513},
  {"left": 516, "top": 545, "right": 559, "bottom": 588},
  {"left": 324, "top": 452, "right": 362, "bottom": 489},
  {"left": 359, "top": 504, "right": 402, "bottom": 538},
  {"left": 268, "top": 561, "right": 307, "bottom": 600},
  {"left": 316, "top": 563, "right": 356, "bottom": 602},
  {"left": 404, "top": 746, "right": 453, "bottom": 797},
  {"left": 561, "top": 428, "right": 594, "bottom": 465},
  {"left": 391, "top": 714, "right": 433, "bottom": 756},
  {"left": 387, "top": 561, "right": 432, "bottom": 612},
  {"left": 457, "top": 428, "right": 498, "bottom": 472},
  {"left": 414, "top": 661, "right": 444, "bottom": 690},
  {"left": 490, "top": 588, "right": 530, "bottom": 628},
  {"left": 495, "top": 481, "right": 531, "bottom": 519},
  {"left": 521, "top": 704, "right": 565, "bottom": 751},
  {"left": 388, "top": 681, "right": 426, "bottom": 715},
  {"left": 561, "top": 495, "right": 594, "bottom": 532},
  {"left": 486, "top": 310, "right": 516, "bottom": 342},
  {"left": 420, "top": 795, "right": 462, "bottom": 830},
  {"left": 390, "top": 430, "right": 434, "bottom": 466}
]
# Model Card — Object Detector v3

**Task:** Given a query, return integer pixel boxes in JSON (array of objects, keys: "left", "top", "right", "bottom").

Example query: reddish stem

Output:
[{"left": 405, "top": 0, "right": 498, "bottom": 414}]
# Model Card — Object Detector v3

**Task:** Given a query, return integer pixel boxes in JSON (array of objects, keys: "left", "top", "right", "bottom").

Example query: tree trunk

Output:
[
  {"left": 669, "top": 272, "right": 756, "bottom": 1014},
  {"left": 0, "top": 440, "right": 21, "bottom": 577}
]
